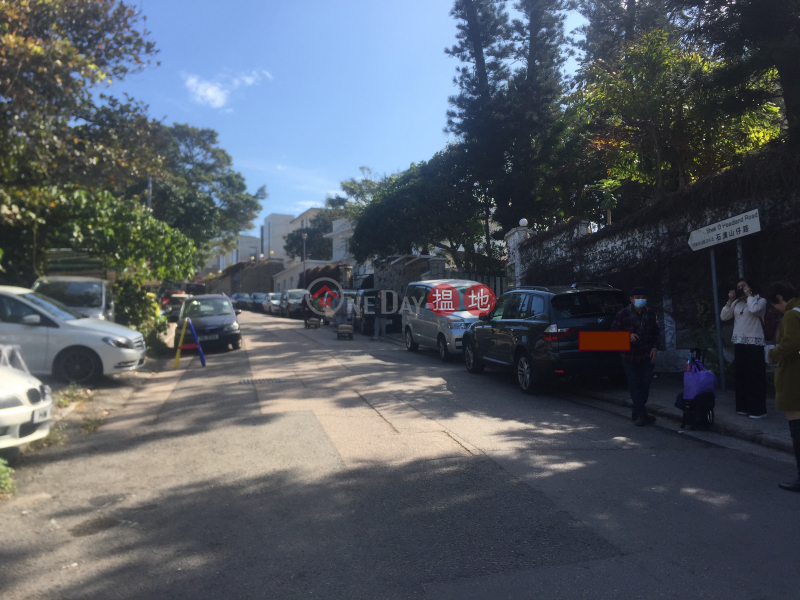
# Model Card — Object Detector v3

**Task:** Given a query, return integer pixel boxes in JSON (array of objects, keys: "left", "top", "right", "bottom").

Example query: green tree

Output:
[
  {"left": 670, "top": 0, "right": 800, "bottom": 142},
  {"left": 350, "top": 147, "right": 492, "bottom": 272},
  {"left": 445, "top": 0, "right": 512, "bottom": 251},
  {"left": 576, "top": 30, "right": 781, "bottom": 201},
  {"left": 0, "top": 1, "right": 157, "bottom": 196},
  {"left": 490, "top": 0, "right": 574, "bottom": 231},
  {"left": 146, "top": 124, "right": 265, "bottom": 263},
  {"left": 575, "top": 0, "right": 681, "bottom": 65}
]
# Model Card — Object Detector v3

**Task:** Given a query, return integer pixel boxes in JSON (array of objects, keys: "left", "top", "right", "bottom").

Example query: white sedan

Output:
[
  {"left": 0, "top": 286, "right": 146, "bottom": 383},
  {"left": 0, "top": 345, "right": 54, "bottom": 451}
]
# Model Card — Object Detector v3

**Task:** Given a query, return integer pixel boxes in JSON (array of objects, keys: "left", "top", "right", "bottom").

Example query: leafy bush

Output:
[
  {"left": 114, "top": 278, "right": 166, "bottom": 338},
  {"left": 0, "top": 457, "right": 16, "bottom": 496}
]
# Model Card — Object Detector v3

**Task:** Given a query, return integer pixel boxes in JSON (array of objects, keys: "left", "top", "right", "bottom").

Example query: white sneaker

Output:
[
  {"left": 749, "top": 413, "right": 767, "bottom": 419},
  {"left": 736, "top": 411, "right": 748, "bottom": 416}
]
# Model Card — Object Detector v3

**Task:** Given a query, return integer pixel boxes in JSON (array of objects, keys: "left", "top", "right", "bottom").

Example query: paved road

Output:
[{"left": 1, "top": 312, "right": 798, "bottom": 599}]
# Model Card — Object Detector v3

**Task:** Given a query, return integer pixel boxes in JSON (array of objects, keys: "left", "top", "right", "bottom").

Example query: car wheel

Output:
[
  {"left": 437, "top": 335, "right": 452, "bottom": 362},
  {"left": 405, "top": 327, "right": 419, "bottom": 351},
  {"left": 464, "top": 339, "right": 485, "bottom": 374},
  {"left": 54, "top": 347, "right": 102, "bottom": 384},
  {"left": 516, "top": 350, "right": 536, "bottom": 395}
]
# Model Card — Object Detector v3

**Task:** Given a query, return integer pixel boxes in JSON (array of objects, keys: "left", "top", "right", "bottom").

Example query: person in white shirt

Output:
[{"left": 721, "top": 279, "right": 768, "bottom": 418}]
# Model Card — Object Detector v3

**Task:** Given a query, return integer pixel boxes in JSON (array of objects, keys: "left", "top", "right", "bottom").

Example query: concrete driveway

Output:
[{"left": 1, "top": 311, "right": 797, "bottom": 599}]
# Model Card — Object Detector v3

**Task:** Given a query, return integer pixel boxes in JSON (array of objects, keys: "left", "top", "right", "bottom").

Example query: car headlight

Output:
[
  {"left": 223, "top": 323, "right": 240, "bottom": 332},
  {"left": 103, "top": 336, "right": 134, "bottom": 349},
  {"left": 0, "top": 396, "right": 23, "bottom": 409},
  {"left": 447, "top": 318, "right": 469, "bottom": 330}
]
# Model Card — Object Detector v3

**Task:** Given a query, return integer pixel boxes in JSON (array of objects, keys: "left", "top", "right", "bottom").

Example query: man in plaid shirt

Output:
[{"left": 612, "top": 286, "right": 661, "bottom": 426}]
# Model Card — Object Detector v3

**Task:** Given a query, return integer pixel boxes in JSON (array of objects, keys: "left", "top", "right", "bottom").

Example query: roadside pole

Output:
[
  {"left": 710, "top": 247, "right": 727, "bottom": 391},
  {"left": 736, "top": 239, "right": 744, "bottom": 279}
]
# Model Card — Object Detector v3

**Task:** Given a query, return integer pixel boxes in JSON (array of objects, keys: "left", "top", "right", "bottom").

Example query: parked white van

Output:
[{"left": 401, "top": 279, "right": 483, "bottom": 361}]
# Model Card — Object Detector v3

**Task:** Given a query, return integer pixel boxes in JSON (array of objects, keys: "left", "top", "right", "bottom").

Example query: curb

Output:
[{"left": 559, "top": 384, "right": 793, "bottom": 455}]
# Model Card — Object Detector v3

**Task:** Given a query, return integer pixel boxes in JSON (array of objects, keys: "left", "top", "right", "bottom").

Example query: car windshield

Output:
[
  {"left": 20, "top": 292, "right": 82, "bottom": 320},
  {"left": 252, "top": 294, "right": 266, "bottom": 300},
  {"left": 33, "top": 280, "right": 103, "bottom": 308},
  {"left": 287, "top": 291, "right": 305, "bottom": 300},
  {"left": 551, "top": 291, "right": 625, "bottom": 319},
  {"left": 269, "top": 294, "right": 280, "bottom": 300},
  {"left": 236, "top": 294, "right": 251, "bottom": 299},
  {"left": 181, "top": 298, "right": 234, "bottom": 318}
]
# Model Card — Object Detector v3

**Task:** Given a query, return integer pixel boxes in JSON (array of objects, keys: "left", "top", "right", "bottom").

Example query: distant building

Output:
[
  {"left": 323, "top": 218, "right": 373, "bottom": 287},
  {"left": 204, "top": 207, "right": 335, "bottom": 283},
  {"left": 260, "top": 208, "right": 320, "bottom": 261},
  {"left": 262, "top": 213, "right": 294, "bottom": 261},
  {"left": 203, "top": 235, "right": 261, "bottom": 275}
]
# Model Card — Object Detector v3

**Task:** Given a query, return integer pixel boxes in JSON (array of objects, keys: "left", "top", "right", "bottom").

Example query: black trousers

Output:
[{"left": 734, "top": 344, "right": 767, "bottom": 416}]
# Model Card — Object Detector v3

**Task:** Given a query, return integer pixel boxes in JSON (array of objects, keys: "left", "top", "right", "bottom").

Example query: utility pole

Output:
[{"left": 302, "top": 232, "right": 308, "bottom": 289}]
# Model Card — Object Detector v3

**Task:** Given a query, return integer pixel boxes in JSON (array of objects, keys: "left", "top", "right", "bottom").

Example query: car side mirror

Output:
[
  {"left": 235, "top": 308, "right": 242, "bottom": 315},
  {"left": 22, "top": 314, "right": 41, "bottom": 325}
]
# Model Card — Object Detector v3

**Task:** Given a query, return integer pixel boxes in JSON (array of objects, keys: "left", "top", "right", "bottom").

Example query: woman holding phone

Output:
[{"left": 721, "top": 279, "right": 768, "bottom": 418}]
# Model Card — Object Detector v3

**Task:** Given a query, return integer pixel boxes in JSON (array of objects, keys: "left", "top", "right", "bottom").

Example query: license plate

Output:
[
  {"left": 33, "top": 406, "right": 52, "bottom": 424},
  {"left": 197, "top": 334, "right": 218, "bottom": 341}
]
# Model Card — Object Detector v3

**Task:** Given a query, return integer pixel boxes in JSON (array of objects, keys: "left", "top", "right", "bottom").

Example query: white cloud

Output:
[
  {"left": 232, "top": 70, "right": 261, "bottom": 89},
  {"left": 184, "top": 68, "right": 273, "bottom": 109},
  {"left": 184, "top": 75, "right": 229, "bottom": 108}
]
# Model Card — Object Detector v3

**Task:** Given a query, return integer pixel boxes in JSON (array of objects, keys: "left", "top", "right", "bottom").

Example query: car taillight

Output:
[{"left": 543, "top": 325, "right": 575, "bottom": 343}]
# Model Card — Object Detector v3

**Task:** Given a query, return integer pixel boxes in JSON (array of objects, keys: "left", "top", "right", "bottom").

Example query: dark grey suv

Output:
[{"left": 462, "top": 283, "right": 627, "bottom": 394}]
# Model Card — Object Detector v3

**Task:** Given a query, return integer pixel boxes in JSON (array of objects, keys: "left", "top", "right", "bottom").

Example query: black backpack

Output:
[{"left": 675, "top": 391, "right": 716, "bottom": 431}]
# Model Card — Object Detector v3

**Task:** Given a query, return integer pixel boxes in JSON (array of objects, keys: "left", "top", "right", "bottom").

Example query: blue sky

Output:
[{"left": 119, "top": 1, "right": 584, "bottom": 236}]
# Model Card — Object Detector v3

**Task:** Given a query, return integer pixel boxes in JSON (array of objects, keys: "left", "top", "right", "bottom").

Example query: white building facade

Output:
[{"left": 322, "top": 218, "right": 373, "bottom": 287}]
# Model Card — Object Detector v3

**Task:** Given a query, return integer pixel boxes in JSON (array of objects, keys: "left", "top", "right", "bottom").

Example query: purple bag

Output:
[{"left": 684, "top": 360, "right": 716, "bottom": 400}]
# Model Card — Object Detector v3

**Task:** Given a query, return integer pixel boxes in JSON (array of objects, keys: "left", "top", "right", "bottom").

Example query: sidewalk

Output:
[
  {"left": 384, "top": 330, "right": 792, "bottom": 455},
  {"left": 557, "top": 374, "right": 793, "bottom": 454}
]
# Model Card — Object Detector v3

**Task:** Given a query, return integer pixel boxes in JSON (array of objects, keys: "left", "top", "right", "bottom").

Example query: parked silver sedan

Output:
[{"left": 262, "top": 293, "right": 281, "bottom": 315}]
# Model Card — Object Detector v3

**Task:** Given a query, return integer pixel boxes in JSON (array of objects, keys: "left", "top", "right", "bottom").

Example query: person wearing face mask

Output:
[
  {"left": 765, "top": 281, "right": 800, "bottom": 493},
  {"left": 612, "top": 287, "right": 661, "bottom": 426},
  {"left": 721, "top": 279, "right": 768, "bottom": 419}
]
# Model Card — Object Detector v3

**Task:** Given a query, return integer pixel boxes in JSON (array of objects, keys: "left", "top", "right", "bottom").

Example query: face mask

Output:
[{"left": 634, "top": 299, "right": 647, "bottom": 309}]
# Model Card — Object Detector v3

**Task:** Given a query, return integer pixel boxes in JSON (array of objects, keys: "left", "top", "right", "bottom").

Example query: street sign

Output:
[{"left": 688, "top": 209, "right": 761, "bottom": 251}]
